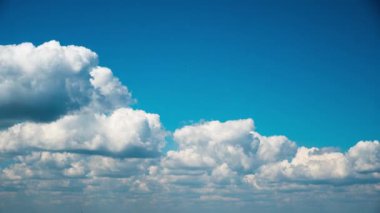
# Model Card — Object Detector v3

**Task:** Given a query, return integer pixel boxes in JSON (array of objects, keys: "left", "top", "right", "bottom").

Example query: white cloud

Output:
[
  {"left": 157, "top": 119, "right": 380, "bottom": 197},
  {"left": 347, "top": 140, "right": 380, "bottom": 173},
  {"left": 169, "top": 119, "right": 257, "bottom": 172},
  {"left": 254, "top": 133, "right": 297, "bottom": 163},
  {"left": 0, "top": 41, "right": 132, "bottom": 127},
  {"left": 1, "top": 151, "right": 154, "bottom": 181},
  {"left": 0, "top": 40, "right": 379, "bottom": 212},
  {"left": 149, "top": 119, "right": 301, "bottom": 201},
  {"left": 252, "top": 147, "right": 350, "bottom": 184},
  {"left": 2, "top": 152, "right": 80, "bottom": 180},
  {"left": 245, "top": 142, "right": 380, "bottom": 190},
  {"left": 0, "top": 108, "right": 166, "bottom": 158},
  {"left": 89, "top": 66, "right": 133, "bottom": 111},
  {"left": 162, "top": 119, "right": 296, "bottom": 176},
  {"left": 211, "top": 163, "right": 238, "bottom": 184}
]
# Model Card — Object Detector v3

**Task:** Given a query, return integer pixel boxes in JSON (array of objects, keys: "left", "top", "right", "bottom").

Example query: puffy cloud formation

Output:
[
  {"left": 162, "top": 119, "right": 296, "bottom": 174},
  {"left": 243, "top": 142, "right": 380, "bottom": 192},
  {"left": 347, "top": 141, "right": 380, "bottom": 173},
  {"left": 153, "top": 120, "right": 379, "bottom": 204},
  {"left": 0, "top": 41, "right": 379, "bottom": 213},
  {"left": 248, "top": 147, "right": 350, "bottom": 188},
  {"left": 0, "top": 41, "right": 132, "bottom": 127},
  {"left": 0, "top": 108, "right": 166, "bottom": 158}
]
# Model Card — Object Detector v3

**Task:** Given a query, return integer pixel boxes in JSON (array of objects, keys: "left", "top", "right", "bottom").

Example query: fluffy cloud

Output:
[
  {"left": 0, "top": 41, "right": 379, "bottom": 212},
  {"left": 249, "top": 147, "right": 350, "bottom": 187},
  {"left": 89, "top": 66, "right": 133, "bottom": 111},
  {"left": 0, "top": 41, "right": 166, "bottom": 209},
  {"left": 0, "top": 41, "right": 132, "bottom": 127},
  {"left": 149, "top": 119, "right": 299, "bottom": 199},
  {"left": 245, "top": 142, "right": 380, "bottom": 190},
  {"left": 167, "top": 119, "right": 254, "bottom": 168},
  {"left": 347, "top": 141, "right": 380, "bottom": 173},
  {"left": 0, "top": 108, "right": 166, "bottom": 158},
  {"left": 0, "top": 41, "right": 163, "bottom": 158},
  {"left": 254, "top": 133, "right": 297, "bottom": 163},
  {"left": 157, "top": 119, "right": 379, "bottom": 195},
  {"left": 162, "top": 119, "right": 296, "bottom": 175}
]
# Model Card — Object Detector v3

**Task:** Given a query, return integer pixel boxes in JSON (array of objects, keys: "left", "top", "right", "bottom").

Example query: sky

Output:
[{"left": 0, "top": 0, "right": 379, "bottom": 213}]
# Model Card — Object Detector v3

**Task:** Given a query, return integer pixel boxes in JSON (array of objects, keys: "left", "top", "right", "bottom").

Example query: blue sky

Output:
[
  {"left": 0, "top": 1, "right": 380, "bottom": 213},
  {"left": 1, "top": 0, "right": 379, "bottom": 150}
]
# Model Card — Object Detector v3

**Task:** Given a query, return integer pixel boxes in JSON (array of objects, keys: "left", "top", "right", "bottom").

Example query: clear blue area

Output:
[{"left": 0, "top": 0, "right": 379, "bottom": 150}]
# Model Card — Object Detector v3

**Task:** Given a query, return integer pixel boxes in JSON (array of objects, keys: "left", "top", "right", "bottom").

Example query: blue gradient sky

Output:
[{"left": 1, "top": 0, "right": 379, "bottom": 150}]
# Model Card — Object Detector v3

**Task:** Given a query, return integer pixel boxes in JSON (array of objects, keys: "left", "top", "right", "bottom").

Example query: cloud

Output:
[
  {"left": 1, "top": 151, "right": 154, "bottom": 180},
  {"left": 250, "top": 147, "right": 350, "bottom": 186},
  {"left": 347, "top": 141, "right": 380, "bottom": 173},
  {"left": 168, "top": 119, "right": 256, "bottom": 171},
  {"left": 89, "top": 66, "right": 133, "bottom": 111},
  {"left": 0, "top": 108, "right": 166, "bottom": 158},
  {"left": 162, "top": 119, "right": 296, "bottom": 176},
  {"left": 0, "top": 41, "right": 167, "bottom": 211},
  {"left": 0, "top": 41, "right": 132, "bottom": 127},
  {"left": 0, "top": 41, "right": 162, "bottom": 158},
  {"left": 245, "top": 141, "right": 380, "bottom": 189},
  {"left": 0, "top": 40, "right": 379, "bottom": 212},
  {"left": 154, "top": 119, "right": 379, "bottom": 201}
]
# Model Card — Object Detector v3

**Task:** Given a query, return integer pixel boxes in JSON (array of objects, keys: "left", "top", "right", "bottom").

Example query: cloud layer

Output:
[{"left": 0, "top": 41, "right": 379, "bottom": 213}]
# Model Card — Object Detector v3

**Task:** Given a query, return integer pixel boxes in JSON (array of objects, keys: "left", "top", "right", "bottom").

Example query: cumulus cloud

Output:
[
  {"left": 0, "top": 108, "right": 166, "bottom": 158},
  {"left": 155, "top": 119, "right": 379, "bottom": 198},
  {"left": 249, "top": 147, "right": 350, "bottom": 187},
  {"left": 162, "top": 119, "right": 296, "bottom": 175},
  {"left": 0, "top": 40, "right": 379, "bottom": 212},
  {"left": 0, "top": 41, "right": 166, "bottom": 209},
  {"left": 245, "top": 142, "right": 380, "bottom": 190},
  {"left": 169, "top": 120, "right": 250, "bottom": 170},
  {"left": 0, "top": 41, "right": 163, "bottom": 158},
  {"left": 146, "top": 119, "right": 299, "bottom": 201},
  {"left": 0, "top": 41, "right": 132, "bottom": 127},
  {"left": 347, "top": 141, "right": 380, "bottom": 173},
  {"left": 89, "top": 66, "right": 133, "bottom": 111}
]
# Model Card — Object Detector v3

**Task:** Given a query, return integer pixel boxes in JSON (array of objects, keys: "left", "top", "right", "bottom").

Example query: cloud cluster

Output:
[
  {"left": 155, "top": 120, "right": 380, "bottom": 195},
  {"left": 246, "top": 140, "right": 380, "bottom": 188},
  {"left": 159, "top": 119, "right": 297, "bottom": 184},
  {"left": 0, "top": 41, "right": 379, "bottom": 212}
]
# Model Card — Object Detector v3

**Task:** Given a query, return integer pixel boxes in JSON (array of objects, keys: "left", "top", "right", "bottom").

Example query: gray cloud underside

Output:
[{"left": 0, "top": 41, "right": 379, "bottom": 213}]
